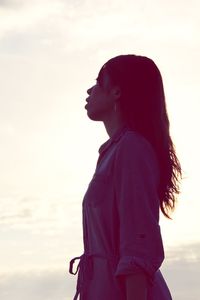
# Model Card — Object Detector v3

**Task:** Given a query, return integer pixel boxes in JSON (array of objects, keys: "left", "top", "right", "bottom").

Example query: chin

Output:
[{"left": 86, "top": 110, "right": 103, "bottom": 121}]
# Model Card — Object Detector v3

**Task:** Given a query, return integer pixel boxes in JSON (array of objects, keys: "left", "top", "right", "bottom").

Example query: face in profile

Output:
[{"left": 85, "top": 68, "right": 117, "bottom": 122}]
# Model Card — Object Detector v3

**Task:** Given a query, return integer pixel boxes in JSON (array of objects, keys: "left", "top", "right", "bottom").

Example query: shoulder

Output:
[
  {"left": 115, "top": 130, "right": 160, "bottom": 175},
  {"left": 116, "top": 130, "right": 155, "bottom": 158}
]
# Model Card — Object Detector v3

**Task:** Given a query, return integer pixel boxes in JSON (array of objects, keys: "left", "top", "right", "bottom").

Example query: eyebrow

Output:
[
  {"left": 96, "top": 70, "right": 104, "bottom": 83},
  {"left": 95, "top": 75, "right": 102, "bottom": 84}
]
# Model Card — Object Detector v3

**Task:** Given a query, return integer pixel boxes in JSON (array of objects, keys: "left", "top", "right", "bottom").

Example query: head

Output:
[
  {"left": 86, "top": 64, "right": 125, "bottom": 124},
  {"left": 86, "top": 54, "right": 182, "bottom": 218},
  {"left": 86, "top": 55, "right": 166, "bottom": 132}
]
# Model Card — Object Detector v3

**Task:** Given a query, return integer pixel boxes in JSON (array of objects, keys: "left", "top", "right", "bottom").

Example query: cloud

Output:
[
  {"left": 0, "top": 0, "right": 20, "bottom": 7},
  {"left": 0, "top": 0, "right": 67, "bottom": 40},
  {"left": 0, "top": 193, "right": 79, "bottom": 233},
  {"left": 161, "top": 255, "right": 200, "bottom": 300},
  {"left": 165, "top": 242, "right": 200, "bottom": 263},
  {"left": 0, "top": 254, "right": 199, "bottom": 300},
  {"left": 0, "top": 122, "right": 15, "bottom": 137},
  {"left": 0, "top": 268, "right": 74, "bottom": 300},
  {"left": 0, "top": 0, "right": 199, "bottom": 55}
]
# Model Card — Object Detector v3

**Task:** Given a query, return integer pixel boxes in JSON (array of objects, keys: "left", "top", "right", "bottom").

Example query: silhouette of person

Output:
[{"left": 69, "top": 54, "right": 182, "bottom": 300}]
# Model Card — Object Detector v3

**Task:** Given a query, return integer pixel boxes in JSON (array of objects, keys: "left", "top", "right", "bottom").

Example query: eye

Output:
[{"left": 95, "top": 77, "right": 101, "bottom": 86}]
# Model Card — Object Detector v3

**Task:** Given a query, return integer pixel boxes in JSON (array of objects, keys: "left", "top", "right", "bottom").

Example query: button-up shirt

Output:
[{"left": 69, "top": 125, "right": 172, "bottom": 300}]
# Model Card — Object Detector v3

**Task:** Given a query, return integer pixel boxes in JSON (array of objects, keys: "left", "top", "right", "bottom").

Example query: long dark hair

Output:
[{"left": 99, "top": 54, "right": 182, "bottom": 219}]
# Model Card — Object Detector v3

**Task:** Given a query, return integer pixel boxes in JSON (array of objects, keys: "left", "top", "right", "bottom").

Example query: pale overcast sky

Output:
[{"left": 0, "top": 1, "right": 200, "bottom": 299}]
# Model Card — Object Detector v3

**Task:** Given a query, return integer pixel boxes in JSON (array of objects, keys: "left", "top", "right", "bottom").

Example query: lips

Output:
[{"left": 85, "top": 98, "right": 90, "bottom": 109}]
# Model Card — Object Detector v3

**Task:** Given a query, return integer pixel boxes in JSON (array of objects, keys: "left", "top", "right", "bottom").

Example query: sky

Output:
[{"left": 0, "top": 0, "right": 200, "bottom": 299}]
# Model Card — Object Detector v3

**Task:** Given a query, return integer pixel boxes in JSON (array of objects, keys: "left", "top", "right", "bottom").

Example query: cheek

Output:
[
  {"left": 91, "top": 85, "right": 101, "bottom": 97},
  {"left": 87, "top": 96, "right": 110, "bottom": 120},
  {"left": 90, "top": 86, "right": 113, "bottom": 112}
]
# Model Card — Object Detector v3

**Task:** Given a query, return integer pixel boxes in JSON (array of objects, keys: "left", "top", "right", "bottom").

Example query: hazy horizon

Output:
[{"left": 0, "top": 0, "right": 200, "bottom": 299}]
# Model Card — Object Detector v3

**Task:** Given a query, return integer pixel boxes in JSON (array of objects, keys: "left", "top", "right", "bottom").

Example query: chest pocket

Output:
[{"left": 84, "top": 173, "right": 110, "bottom": 207}]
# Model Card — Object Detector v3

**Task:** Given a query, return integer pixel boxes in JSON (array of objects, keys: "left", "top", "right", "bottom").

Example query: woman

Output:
[{"left": 69, "top": 54, "right": 182, "bottom": 300}]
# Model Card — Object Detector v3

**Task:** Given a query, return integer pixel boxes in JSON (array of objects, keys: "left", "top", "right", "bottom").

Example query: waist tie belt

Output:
[
  {"left": 69, "top": 253, "right": 119, "bottom": 300},
  {"left": 69, "top": 253, "right": 93, "bottom": 300}
]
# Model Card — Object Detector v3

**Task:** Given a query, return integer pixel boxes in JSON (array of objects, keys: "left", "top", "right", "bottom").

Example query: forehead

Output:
[{"left": 97, "top": 66, "right": 113, "bottom": 88}]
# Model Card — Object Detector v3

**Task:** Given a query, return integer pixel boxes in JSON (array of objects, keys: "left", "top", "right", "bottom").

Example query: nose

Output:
[{"left": 87, "top": 86, "right": 93, "bottom": 95}]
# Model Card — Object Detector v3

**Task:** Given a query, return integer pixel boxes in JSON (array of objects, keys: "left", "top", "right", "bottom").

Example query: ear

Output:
[{"left": 112, "top": 86, "right": 121, "bottom": 99}]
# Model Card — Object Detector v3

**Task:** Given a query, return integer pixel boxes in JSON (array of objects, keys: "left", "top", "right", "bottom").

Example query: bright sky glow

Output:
[{"left": 0, "top": 1, "right": 200, "bottom": 299}]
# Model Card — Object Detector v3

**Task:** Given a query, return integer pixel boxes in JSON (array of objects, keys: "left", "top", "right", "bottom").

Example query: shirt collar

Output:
[{"left": 98, "top": 124, "right": 131, "bottom": 154}]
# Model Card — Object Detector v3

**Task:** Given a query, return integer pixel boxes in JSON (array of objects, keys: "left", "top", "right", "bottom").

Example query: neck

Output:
[{"left": 103, "top": 118, "right": 127, "bottom": 138}]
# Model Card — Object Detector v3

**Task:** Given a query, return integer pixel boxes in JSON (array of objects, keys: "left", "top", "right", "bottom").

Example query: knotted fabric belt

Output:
[
  {"left": 69, "top": 253, "right": 94, "bottom": 300},
  {"left": 69, "top": 253, "right": 119, "bottom": 300}
]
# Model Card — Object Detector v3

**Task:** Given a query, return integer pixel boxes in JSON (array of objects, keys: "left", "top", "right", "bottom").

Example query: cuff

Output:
[{"left": 114, "top": 255, "right": 160, "bottom": 284}]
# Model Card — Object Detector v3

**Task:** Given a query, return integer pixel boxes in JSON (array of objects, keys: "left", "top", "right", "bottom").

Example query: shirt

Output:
[{"left": 69, "top": 125, "right": 173, "bottom": 300}]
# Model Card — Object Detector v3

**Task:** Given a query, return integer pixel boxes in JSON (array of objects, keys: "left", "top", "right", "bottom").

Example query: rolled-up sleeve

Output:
[{"left": 113, "top": 133, "right": 164, "bottom": 281}]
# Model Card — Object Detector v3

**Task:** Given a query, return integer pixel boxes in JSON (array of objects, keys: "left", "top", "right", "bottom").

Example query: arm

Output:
[
  {"left": 114, "top": 133, "right": 164, "bottom": 285},
  {"left": 125, "top": 273, "right": 147, "bottom": 300}
]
